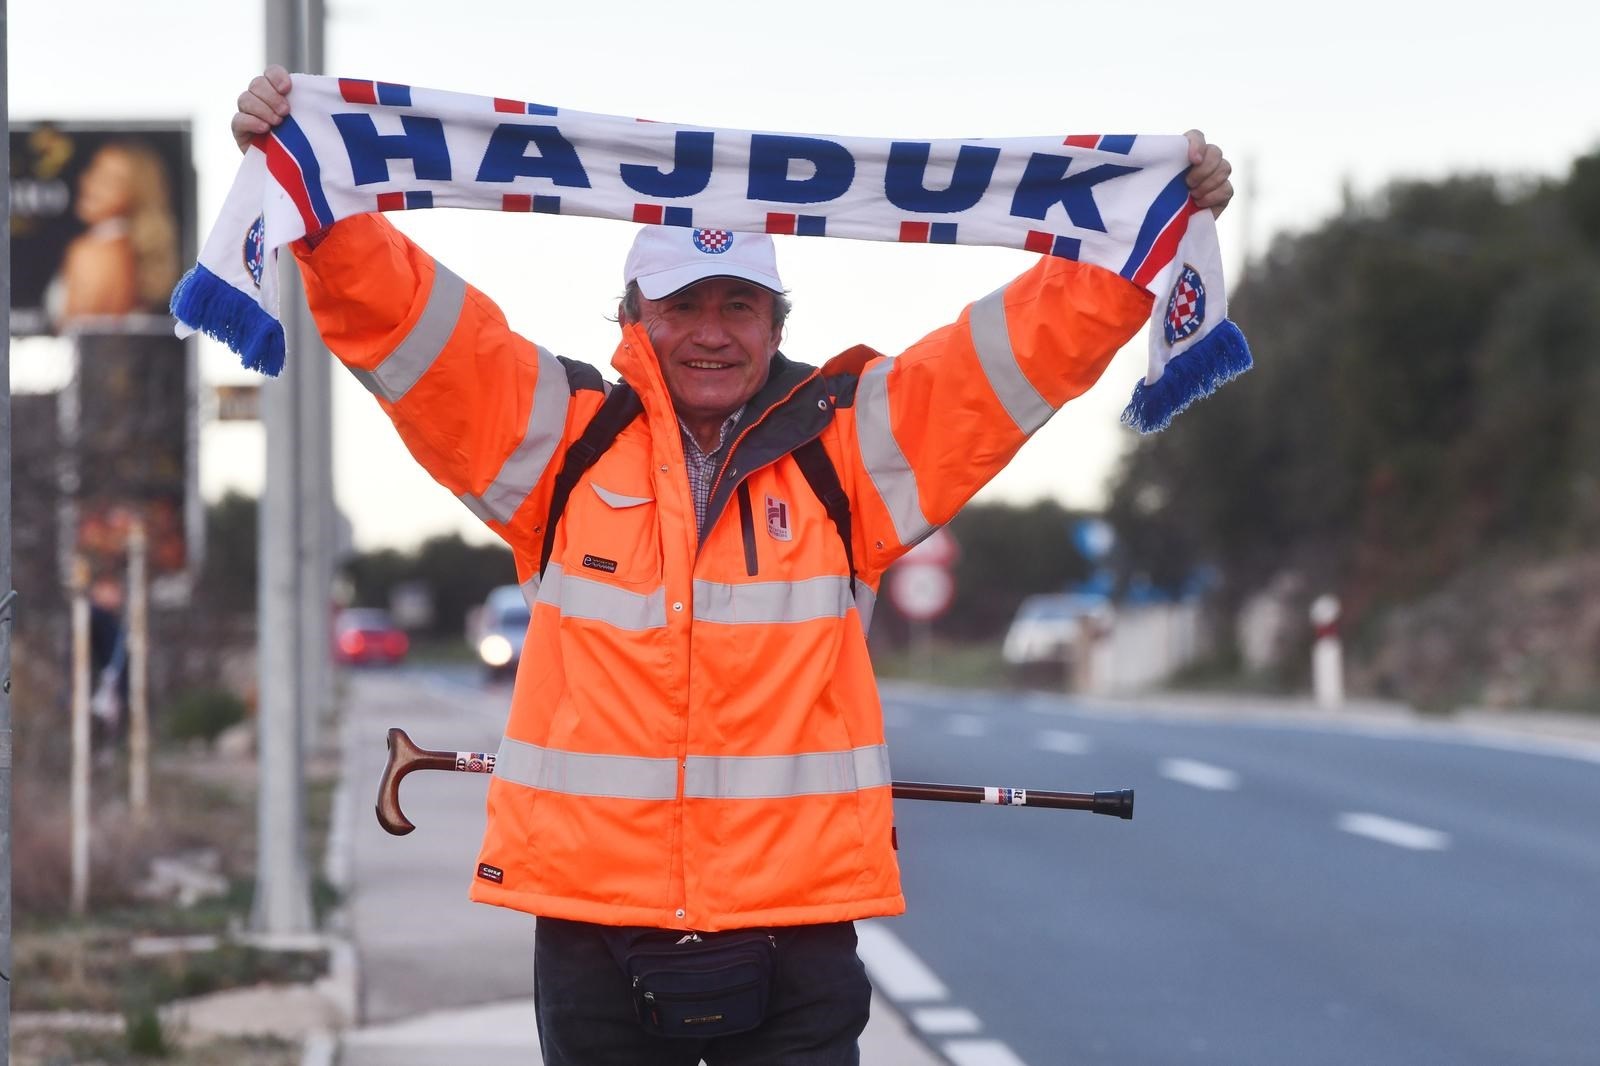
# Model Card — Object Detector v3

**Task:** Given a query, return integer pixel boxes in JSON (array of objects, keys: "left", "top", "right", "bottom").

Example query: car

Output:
[
  {"left": 474, "top": 584, "right": 531, "bottom": 680},
  {"left": 334, "top": 607, "right": 409, "bottom": 666},
  {"left": 1000, "top": 592, "right": 1113, "bottom": 666}
]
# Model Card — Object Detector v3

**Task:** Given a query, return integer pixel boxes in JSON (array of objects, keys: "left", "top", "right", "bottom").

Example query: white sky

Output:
[{"left": 11, "top": 0, "right": 1599, "bottom": 550}]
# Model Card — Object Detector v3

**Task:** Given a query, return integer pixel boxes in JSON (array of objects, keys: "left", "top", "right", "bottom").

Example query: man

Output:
[{"left": 234, "top": 65, "right": 1233, "bottom": 1064}]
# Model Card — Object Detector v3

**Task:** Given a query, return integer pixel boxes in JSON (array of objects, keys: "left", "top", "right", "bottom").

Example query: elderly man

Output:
[{"left": 234, "top": 65, "right": 1232, "bottom": 1065}]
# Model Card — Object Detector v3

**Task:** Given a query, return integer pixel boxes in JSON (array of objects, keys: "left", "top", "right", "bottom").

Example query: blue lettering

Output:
[
  {"left": 475, "top": 124, "right": 592, "bottom": 188},
  {"left": 747, "top": 134, "right": 854, "bottom": 205},
  {"left": 884, "top": 142, "right": 1000, "bottom": 214},
  {"left": 331, "top": 114, "right": 451, "bottom": 186},
  {"left": 620, "top": 131, "right": 715, "bottom": 198},
  {"left": 1009, "top": 155, "right": 1140, "bottom": 231}
]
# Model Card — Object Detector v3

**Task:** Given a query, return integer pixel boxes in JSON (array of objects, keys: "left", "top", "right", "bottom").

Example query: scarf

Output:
[{"left": 172, "top": 74, "right": 1251, "bottom": 432}]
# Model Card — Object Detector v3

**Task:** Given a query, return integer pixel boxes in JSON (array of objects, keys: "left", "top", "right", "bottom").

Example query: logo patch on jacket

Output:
[
  {"left": 1164, "top": 263, "right": 1206, "bottom": 344},
  {"left": 477, "top": 863, "right": 504, "bottom": 884},
  {"left": 582, "top": 554, "right": 619, "bottom": 573},
  {"left": 765, "top": 496, "right": 792, "bottom": 541}
]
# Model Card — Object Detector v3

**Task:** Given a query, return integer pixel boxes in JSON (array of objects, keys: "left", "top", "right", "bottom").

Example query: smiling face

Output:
[{"left": 634, "top": 277, "right": 782, "bottom": 451}]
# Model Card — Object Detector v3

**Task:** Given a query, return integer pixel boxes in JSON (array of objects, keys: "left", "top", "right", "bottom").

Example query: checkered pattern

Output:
[
  {"left": 681, "top": 408, "right": 744, "bottom": 533},
  {"left": 1163, "top": 265, "right": 1205, "bottom": 343},
  {"left": 692, "top": 229, "right": 733, "bottom": 254}
]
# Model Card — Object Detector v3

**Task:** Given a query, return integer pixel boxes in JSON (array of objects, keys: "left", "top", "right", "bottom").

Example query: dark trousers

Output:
[{"left": 535, "top": 917, "right": 871, "bottom": 1066}]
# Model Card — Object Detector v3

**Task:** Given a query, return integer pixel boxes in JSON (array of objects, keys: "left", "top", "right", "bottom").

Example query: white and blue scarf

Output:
[{"left": 172, "top": 74, "right": 1250, "bottom": 431}]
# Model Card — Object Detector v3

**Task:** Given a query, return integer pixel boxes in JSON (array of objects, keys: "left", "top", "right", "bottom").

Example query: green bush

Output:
[{"left": 161, "top": 688, "right": 248, "bottom": 745}]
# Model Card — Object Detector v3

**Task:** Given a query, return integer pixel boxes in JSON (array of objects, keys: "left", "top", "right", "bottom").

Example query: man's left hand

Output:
[{"left": 1183, "top": 130, "right": 1234, "bottom": 218}]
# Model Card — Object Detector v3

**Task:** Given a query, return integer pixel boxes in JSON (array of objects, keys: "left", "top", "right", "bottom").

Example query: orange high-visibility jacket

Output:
[{"left": 296, "top": 214, "right": 1151, "bottom": 931}]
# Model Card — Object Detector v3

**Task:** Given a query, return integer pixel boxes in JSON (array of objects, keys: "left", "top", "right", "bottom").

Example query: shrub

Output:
[{"left": 161, "top": 688, "right": 248, "bottom": 746}]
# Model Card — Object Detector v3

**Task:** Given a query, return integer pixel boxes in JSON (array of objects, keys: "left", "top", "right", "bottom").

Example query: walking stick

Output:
[{"left": 376, "top": 727, "right": 1133, "bottom": 836}]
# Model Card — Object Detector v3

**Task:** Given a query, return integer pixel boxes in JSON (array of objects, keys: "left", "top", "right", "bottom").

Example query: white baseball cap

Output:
[{"left": 623, "top": 226, "right": 784, "bottom": 300}]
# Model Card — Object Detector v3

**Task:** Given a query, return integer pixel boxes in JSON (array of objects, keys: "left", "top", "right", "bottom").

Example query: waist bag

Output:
[{"left": 604, "top": 927, "right": 778, "bottom": 1039}]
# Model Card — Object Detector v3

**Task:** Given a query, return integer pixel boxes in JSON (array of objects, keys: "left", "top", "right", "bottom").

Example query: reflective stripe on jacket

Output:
[{"left": 295, "top": 214, "right": 1151, "bottom": 930}]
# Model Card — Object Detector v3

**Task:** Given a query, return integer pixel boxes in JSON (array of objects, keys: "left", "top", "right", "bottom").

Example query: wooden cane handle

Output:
[{"left": 375, "top": 727, "right": 491, "bottom": 835}]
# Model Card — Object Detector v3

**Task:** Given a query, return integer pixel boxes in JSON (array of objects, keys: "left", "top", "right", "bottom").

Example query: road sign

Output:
[
  {"left": 903, "top": 528, "right": 959, "bottom": 568},
  {"left": 889, "top": 563, "right": 955, "bottom": 621}
]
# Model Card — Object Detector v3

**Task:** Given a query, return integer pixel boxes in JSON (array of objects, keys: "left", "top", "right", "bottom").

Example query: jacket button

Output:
[
  {"left": 660, "top": 464, "right": 669, "bottom": 472},
  {"left": 675, "top": 908, "right": 685, "bottom": 919},
  {"left": 672, "top": 601, "right": 683, "bottom": 612}
]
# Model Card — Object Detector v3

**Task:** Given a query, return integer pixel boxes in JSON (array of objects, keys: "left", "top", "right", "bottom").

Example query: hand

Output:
[
  {"left": 231, "top": 65, "right": 294, "bottom": 154},
  {"left": 1183, "top": 130, "right": 1234, "bottom": 218}
]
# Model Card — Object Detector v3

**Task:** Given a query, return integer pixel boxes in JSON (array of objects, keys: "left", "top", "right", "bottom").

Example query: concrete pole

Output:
[
  {"left": 127, "top": 522, "right": 150, "bottom": 821},
  {"left": 2, "top": 2, "right": 17, "bottom": 1042},
  {"left": 252, "top": 0, "right": 325, "bottom": 937},
  {"left": 70, "top": 559, "right": 92, "bottom": 916}
]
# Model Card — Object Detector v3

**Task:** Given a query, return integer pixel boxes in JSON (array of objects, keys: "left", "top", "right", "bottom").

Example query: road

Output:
[
  {"left": 869, "top": 684, "right": 1600, "bottom": 1066},
  {"left": 333, "top": 665, "right": 1600, "bottom": 1064}
]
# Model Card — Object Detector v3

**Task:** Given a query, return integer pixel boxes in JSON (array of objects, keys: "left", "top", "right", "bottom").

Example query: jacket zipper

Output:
[{"left": 737, "top": 483, "right": 759, "bottom": 576}]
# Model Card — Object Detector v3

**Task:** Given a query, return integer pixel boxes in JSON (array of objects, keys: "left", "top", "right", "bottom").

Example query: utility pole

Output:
[
  {"left": 254, "top": 0, "right": 330, "bottom": 937},
  {"left": 2, "top": 0, "right": 17, "bottom": 1047},
  {"left": 127, "top": 522, "right": 149, "bottom": 820}
]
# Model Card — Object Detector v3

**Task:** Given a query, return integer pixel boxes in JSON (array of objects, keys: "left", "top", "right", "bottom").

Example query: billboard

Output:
[
  {"left": 10, "top": 122, "right": 201, "bottom": 601},
  {"left": 9, "top": 122, "right": 193, "bottom": 335}
]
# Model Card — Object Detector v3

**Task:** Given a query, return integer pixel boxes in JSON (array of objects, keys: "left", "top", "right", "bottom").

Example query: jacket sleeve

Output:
[
  {"left": 835, "top": 255, "right": 1152, "bottom": 579},
  {"left": 293, "top": 214, "right": 603, "bottom": 558}
]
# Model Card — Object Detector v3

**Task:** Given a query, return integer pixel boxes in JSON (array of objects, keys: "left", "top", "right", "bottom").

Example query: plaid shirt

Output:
[{"left": 680, "top": 408, "right": 743, "bottom": 534}]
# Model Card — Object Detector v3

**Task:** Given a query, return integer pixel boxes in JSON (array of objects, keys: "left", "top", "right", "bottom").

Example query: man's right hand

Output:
[{"left": 231, "top": 65, "right": 293, "bottom": 154}]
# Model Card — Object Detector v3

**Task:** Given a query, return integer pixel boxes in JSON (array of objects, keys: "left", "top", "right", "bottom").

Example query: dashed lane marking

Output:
[
  {"left": 947, "top": 714, "right": 988, "bottom": 737},
  {"left": 912, "top": 1006, "right": 982, "bottom": 1035},
  {"left": 1158, "top": 757, "right": 1240, "bottom": 791},
  {"left": 856, "top": 920, "right": 949, "bottom": 1002},
  {"left": 1036, "top": 729, "right": 1091, "bottom": 755},
  {"left": 858, "top": 920, "right": 1033, "bottom": 1065},
  {"left": 1337, "top": 812, "right": 1451, "bottom": 851},
  {"left": 943, "top": 1039, "right": 1033, "bottom": 1066}
]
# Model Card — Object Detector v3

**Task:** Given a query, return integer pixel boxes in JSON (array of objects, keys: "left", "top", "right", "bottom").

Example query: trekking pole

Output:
[{"left": 376, "top": 728, "right": 1132, "bottom": 836}]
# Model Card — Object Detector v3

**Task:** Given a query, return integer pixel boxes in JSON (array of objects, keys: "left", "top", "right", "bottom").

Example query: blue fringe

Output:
[
  {"left": 1120, "top": 319, "right": 1253, "bottom": 434},
  {"left": 169, "top": 263, "right": 287, "bottom": 377}
]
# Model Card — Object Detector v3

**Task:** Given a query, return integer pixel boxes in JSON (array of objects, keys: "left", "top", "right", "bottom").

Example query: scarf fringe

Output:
[
  {"left": 1121, "top": 319, "right": 1253, "bottom": 434},
  {"left": 170, "top": 264, "right": 287, "bottom": 376}
]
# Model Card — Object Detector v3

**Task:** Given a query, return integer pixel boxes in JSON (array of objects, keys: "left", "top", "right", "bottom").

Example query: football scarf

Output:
[{"left": 172, "top": 74, "right": 1251, "bottom": 431}]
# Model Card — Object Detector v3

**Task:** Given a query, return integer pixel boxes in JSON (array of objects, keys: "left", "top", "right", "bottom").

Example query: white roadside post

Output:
[
  {"left": 128, "top": 521, "right": 150, "bottom": 821},
  {"left": 69, "top": 557, "right": 92, "bottom": 915},
  {"left": 1310, "top": 594, "right": 1344, "bottom": 711}
]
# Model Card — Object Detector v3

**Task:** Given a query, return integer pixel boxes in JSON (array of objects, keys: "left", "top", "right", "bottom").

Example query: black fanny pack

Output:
[{"left": 603, "top": 927, "right": 778, "bottom": 1039}]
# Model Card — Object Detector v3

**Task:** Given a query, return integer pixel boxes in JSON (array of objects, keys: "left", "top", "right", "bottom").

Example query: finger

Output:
[
  {"left": 1189, "top": 157, "right": 1232, "bottom": 197},
  {"left": 1183, "top": 129, "right": 1206, "bottom": 165},
  {"left": 247, "top": 74, "right": 291, "bottom": 117},
  {"left": 236, "top": 89, "right": 282, "bottom": 127},
  {"left": 1186, "top": 146, "right": 1226, "bottom": 188},
  {"left": 231, "top": 113, "right": 271, "bottom": 153},
  {"left": 265, "top": 64, "right": 293, "bottom": 94}
]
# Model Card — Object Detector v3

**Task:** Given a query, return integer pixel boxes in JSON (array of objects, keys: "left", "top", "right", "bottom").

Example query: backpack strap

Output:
[
  {"left": 791, "top": 437, "right": 856, "bottom": 596},
  {"left": 538, "top": 383, "right": 644, "bottom": 578}
]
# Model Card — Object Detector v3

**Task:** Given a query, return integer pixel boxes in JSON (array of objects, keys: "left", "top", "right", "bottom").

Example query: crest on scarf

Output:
[
  {"left": 693, "top": 229, "right": 733, "bottom": 254},
  {"left": 1163, "top": 264, "right": 1205, "bottom": 344},
  {"left": 766, "top": 495, "right": 792, "bottom": 541},
  {"left": 242, "top": 215, "right": 266, "bottom": 287}
]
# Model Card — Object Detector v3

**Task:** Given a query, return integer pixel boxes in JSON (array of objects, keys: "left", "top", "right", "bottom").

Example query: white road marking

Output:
[
  {"left": 947, "top": 714, "right": 987, "bottom": 737},
  {"left": 943, "top": 1038, "right": 1032, "bottom": 1066},
  {"left": 1158, "top": 757, "right": 1240, "bottom": 791},
  {"left": 855, "top": 920, "right": 949, "bottom": 1002},
  {"left": 1036, "top": 729, "right": 1091, "bottom": 755},
  {"left": 1337, "top": 812, "right": 1451, "bottom": 851},
  {"left": 911, "top": 1006, "right": 982, "bottom": 1035}
]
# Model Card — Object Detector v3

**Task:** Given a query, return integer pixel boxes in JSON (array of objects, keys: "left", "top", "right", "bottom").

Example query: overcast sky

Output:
[{"left": 11, "top": 0, "right": 1599, "bottom": 550}]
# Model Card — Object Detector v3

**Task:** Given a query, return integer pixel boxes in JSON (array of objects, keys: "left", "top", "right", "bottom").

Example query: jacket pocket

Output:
[{"left": 563, "top": 480, "right": 662, "bottom": 588}]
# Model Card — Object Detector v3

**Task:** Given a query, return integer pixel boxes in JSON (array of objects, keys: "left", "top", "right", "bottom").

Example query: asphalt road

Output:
[{"left": 870, "top": 684, "right": 1600, "bottom": 1066}]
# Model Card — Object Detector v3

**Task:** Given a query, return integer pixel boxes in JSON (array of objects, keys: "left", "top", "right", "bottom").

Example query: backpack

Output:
[{"left": 537, "top": 383, "right": 856, "bottom": 593}]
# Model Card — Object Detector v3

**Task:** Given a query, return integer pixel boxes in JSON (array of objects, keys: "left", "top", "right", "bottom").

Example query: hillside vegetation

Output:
[{"left": 1106, "top": 150, "right": 1600, "bottom": 710}]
